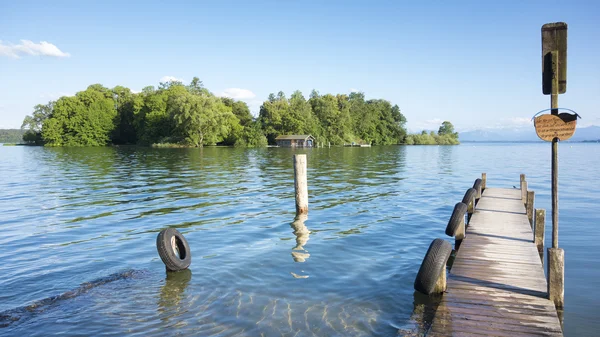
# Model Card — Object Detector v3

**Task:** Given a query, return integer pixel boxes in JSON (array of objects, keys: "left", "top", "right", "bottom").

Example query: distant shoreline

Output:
[{"left": 461, "top": 140, "right": 600, "bottom": 143}]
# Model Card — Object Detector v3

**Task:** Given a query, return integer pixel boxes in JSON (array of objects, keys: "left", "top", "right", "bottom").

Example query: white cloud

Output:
[
  {"left": 409, "top": 118, "right": 445, "bottom": 131},
  {"left": 40, "top": 92, "right": 73, "bottom": 100},
  {"left": 0, "top": 40, "right": 70, "bottom": 59},
  {"left": 505, "top": 117, "right": 533, "bottom": 127},
  {"left": 349, "top": 88, "right": 360, "bottom": 93},
  {"left": 160, "top": 76, "right": 184, "bottom": 83},
  {"left": 130, "top": 89, "right": 141, "bottom": 94},
  {"left": 219, "top": 88, "right": 256, "bottom": 100},
  {"left": 245, "top": 99, "right": 263, "bottom": 117}
]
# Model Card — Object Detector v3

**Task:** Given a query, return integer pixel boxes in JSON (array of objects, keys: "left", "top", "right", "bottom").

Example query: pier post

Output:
[
  {"left": 455, "top": 214, "right": 465, "bottom": 249},
  {"left": 433, "top": 268, "right": 447, "bottom": 294},
  {"left": 535, "top": 209, "right": 545, "bottom": 260},
  {"left": 475, "top": 182, "right": 482, "bottom": 200},
  {"left": 548, "top": 248, "right": 565, "bottom": 309},
  {"left": 481, "top": 173, "right": 487, "bottom": 190},
  {"left": 521, "top": 180, "right": 527, "bottom": 204},
  {"left": 466, "top": 195, "right": 475, "bottom": 223},
  {"left": 526, "top": 191, "right": 535, "bottom": 228},
  {"left": 293, "top": 154, "right": 308, "bottom": 214}
]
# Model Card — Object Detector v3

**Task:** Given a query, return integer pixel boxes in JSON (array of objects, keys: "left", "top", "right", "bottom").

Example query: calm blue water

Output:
[{"left": 0, "top": 144, "right": 598, "bottom": 336}]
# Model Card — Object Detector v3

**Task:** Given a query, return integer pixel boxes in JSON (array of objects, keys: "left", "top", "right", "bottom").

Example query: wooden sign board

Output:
[
  {"left": 542, "top": 22, "right": 567, "bottom": 94},
  {"left": 534, "top": 113, "right": 577, "bottom": 141}
]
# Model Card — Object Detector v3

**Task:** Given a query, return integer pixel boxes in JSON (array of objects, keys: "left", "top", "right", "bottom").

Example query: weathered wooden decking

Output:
[{"left": 428, "top": 187, "right": 563, "bottom": 336}]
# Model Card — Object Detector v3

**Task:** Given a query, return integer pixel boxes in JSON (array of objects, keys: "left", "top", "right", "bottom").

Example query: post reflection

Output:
[
  {"left": 158, "top": 269, "right": 192, "bottom": 317},
  {"left": 290, "top": 214, "right": 310, "bottom": 263},
  {"left": 404, "top": 291, "right": 440, "bottom": 335}
]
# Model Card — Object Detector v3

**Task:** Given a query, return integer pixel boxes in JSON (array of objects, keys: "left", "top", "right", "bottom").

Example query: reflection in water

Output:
[
  {"left": 158, "top": 269, "right": 192, "bottom": 318},
  {"left": 397, "top": 291, "right": 440, "bottom": 335},
  {"left": 437, "top": 145, "right": 454, "bottom": 176},
  {"left": 290, "top": 214, "right": 310, "bottom": 263}
]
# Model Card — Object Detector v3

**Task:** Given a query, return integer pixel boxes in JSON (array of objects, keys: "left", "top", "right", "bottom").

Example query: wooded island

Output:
[{"left": 20, "top": 78, "right": 459, "bottom": 147}]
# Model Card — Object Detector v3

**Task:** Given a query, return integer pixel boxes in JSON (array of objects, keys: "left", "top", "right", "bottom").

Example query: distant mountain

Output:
[
  {"left": 460, "top": 125, "right": 600, "bottom": 142},
  {"left": 569, "top": 126, "right": 600, "bottom": 141}
]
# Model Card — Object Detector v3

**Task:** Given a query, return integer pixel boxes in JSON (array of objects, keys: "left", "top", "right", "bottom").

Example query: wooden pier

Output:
[{"left": 428, "top": 187, "right": 564, "bottom": 336}]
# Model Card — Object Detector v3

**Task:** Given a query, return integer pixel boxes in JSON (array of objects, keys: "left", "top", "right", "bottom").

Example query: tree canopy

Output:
[
  {"left": 20, "top": 77, "right": 457, "bottom": 147},
  {"left": 405, "top": 121, "right": 460, "bottom": 145}
]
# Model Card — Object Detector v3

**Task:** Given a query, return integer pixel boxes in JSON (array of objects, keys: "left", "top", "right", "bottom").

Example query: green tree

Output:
[
  {"left": 438, "top": 121, "right": 457, "bottom": 137},
  {"left": 135, "top": 83, "right": 187, "bottom": 144},
  {"left": 112, "top": 86, "right": 142, "bottom": 144},
  {"left": 169, "top": 91, "right": 234, "bottom": 146},
  {"left": 21, "top": 101, "right": 54, "bottom": 144},
  {"left": 187, "top": 77, "right": 211, "bottom": 96},
  {"left": 259, "top": 93, "right": 289, "bottom": 143},
  {"left": 41, "top": 86, "right": 117, "bottom": 146}
]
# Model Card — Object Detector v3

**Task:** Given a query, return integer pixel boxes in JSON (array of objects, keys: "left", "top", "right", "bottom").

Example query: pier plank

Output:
[{"left": 428, "top": 187, "right": 563, "bottom": 336}]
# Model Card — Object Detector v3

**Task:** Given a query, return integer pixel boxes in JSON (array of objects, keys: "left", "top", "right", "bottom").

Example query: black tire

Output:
[
  {"left": 461, "top": 188, "right": 477, "bottom": 205},
  {"left": 156, "top": 228, "right": 191, "bottom": 271},
  {"left": 473, "top": 179, "right": 483, "bottom": 195},
  {"left": 445, "top": 202, "right": 467, "bottom": 237},
  {"left": 414, "top": 239, "right": 453, "bottom": 295}
]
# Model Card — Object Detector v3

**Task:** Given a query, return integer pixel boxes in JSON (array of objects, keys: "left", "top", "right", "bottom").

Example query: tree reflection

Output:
[{"left": 290, "top": 214, "right": 310, "bottom": 263}]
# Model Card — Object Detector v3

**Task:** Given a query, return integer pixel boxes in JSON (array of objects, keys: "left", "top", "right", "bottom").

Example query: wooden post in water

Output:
[
  {"left": 293, "top": 154, "right": 308, "bottom": 215},
  {"left": 535, "top": 209, "right": 545, "bottom": 261},
  {"left": 526, "top": 191, "right": 535, "bottom": 228},
  {"left": 481, "top": 173, "right": 487, "bottom": 191}
]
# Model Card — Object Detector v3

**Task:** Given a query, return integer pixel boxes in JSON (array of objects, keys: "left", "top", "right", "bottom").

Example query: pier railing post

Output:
[
  {"left": 455, "top": 214, "right": 465, "bottom": 249},
  {"left": 521, "top": 180, "right": 527, "bottom": 204},
  {"left": 466, "top": 195, "right": 475, "bottom": 223},
  {"left": 526, "top": 191, "right": 535, "bottom": 228},
  {"left": 481, "top": 173, "right": 487, "bottom": 191},
  {"left": 535, "top": 209, "right": 545, "bottom": 262},
  {"left": 433, "top": 268, "right": 447, "bottom": 294},
  {"left": 293, "top": 154, "right": 308, "bottom": 215},
  {"left": 548, "top": 248, "right": 565, "bottom": 309}
]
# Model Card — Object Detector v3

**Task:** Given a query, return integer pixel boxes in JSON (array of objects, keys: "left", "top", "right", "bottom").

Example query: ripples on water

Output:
[{"left": 0, "top": 144, "right": 598, "bottom": 336}]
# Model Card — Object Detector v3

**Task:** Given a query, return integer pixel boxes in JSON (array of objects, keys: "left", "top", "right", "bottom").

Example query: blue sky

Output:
[{"left": 1, "top": 0, "right": 598, "bottom": 131}]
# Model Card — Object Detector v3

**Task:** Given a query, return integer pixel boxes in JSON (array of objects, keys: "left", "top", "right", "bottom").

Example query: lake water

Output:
[{"left": 0, "top": 143, "right": 598, "bottom": 336}]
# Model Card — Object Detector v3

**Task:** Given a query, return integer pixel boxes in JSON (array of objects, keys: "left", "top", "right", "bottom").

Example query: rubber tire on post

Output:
[
  {"left": 414, "top": 238, "right": 453, "bottom": 295},
  {"left": 445, "top": 202, "right": 467, "bottom": 237},
  {"left": 461, "top": 188, "right": 477, "bottom": 205},
  {"left": 156, "top": 228, "right": 191, "bottom": 271},
  {"left": 473, "top": 179, "right": 483, "bottom": 194}
]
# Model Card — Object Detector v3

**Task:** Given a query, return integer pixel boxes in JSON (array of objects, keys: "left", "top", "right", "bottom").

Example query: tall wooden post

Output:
[
  {"left": 520, "top": 180, "right": 527, "bottom": 204},
  {"left": 550, "top": 50, "right": 559, "bottom": 249},
  {"left": 293, "top": 154, "right": 308, "bottom": 214},
  {"left": 542, "top": 22, "right": 567, "bottom": 309}
]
